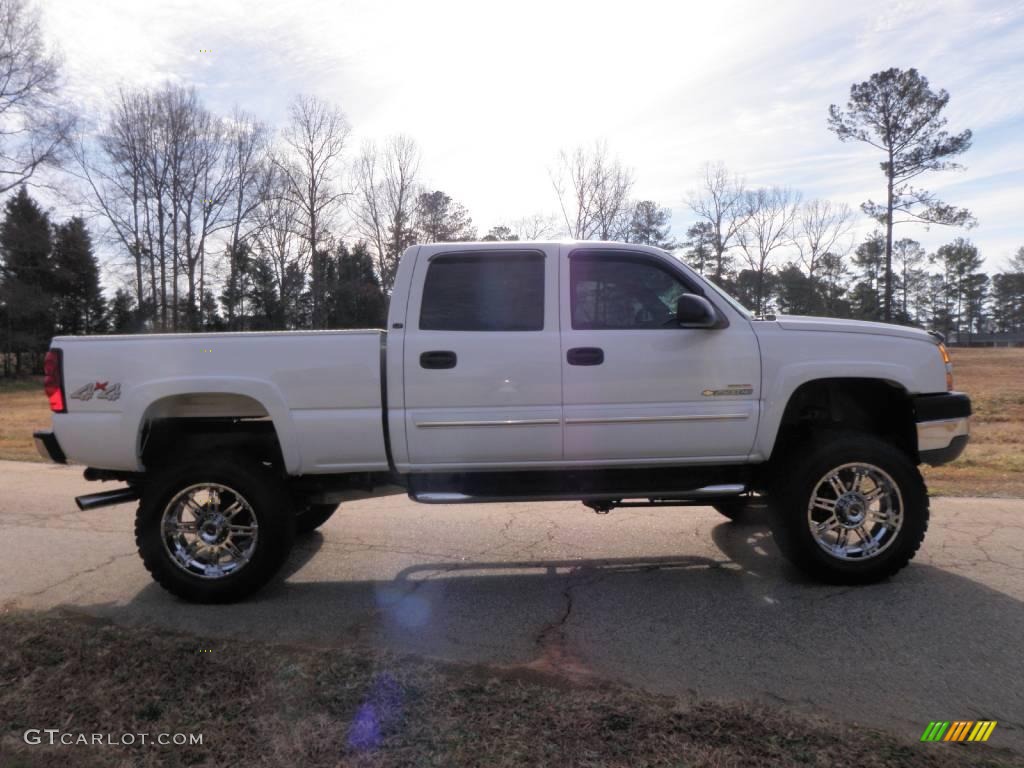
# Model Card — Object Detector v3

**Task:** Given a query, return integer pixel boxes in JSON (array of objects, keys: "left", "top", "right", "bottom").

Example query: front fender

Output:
[{"left": 753, "top": 331, "right": 946, "bottom": 461}]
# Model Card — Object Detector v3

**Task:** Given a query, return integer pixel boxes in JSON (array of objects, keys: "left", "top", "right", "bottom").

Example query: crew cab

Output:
[{"left": 34, "top": 241, "right": 971, "bottom": 602}]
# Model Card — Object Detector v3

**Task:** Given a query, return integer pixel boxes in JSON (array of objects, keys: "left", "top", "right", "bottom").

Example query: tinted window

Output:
[
  {"left": 420, "top": 252, "right": 544, "bottom": 331},
  {"left": 571, "top": 257, "right": 688, "bottom": 330}
]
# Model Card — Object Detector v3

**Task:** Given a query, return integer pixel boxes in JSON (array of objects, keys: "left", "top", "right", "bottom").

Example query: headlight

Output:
[{"left": 939, "top": 343, "right": 953, "bottom": 391}]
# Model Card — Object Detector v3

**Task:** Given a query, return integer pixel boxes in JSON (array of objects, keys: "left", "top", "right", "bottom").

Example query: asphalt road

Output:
[{"left": 2, "top": 459, "right": 1022, "bottom": 751}]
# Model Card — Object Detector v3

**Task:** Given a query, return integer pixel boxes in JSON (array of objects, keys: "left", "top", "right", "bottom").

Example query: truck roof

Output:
[{"left": 413, "top": 240, "right": 672, "bottom": 255}]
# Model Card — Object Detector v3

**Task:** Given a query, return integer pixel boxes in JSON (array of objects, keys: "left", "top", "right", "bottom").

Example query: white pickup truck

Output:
[{"left": 34, "top": 241, "right": 971, "bottom": 602}]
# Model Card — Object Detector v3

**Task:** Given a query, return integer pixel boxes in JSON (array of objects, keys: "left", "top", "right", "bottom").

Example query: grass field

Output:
[
  {"left": 0, "top": 612, "right": 1017, "bottom": 768},
  {"left": 921, "top": 348, "right": 1024, "bottom": 497},
  {"left": 2, "top": 347, "right": 1022, "bottom": 496},
  {"left": 0, "top": 377, "right": 47, "bottom": 463}
]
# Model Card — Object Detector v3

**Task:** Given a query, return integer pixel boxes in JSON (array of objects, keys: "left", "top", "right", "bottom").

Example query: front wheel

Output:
[
  {"left": 769, "top": 433, "right": 928, "bottom": 584},
  {"left": 135, "top": 456, "right": 296, "bottom": 603}
]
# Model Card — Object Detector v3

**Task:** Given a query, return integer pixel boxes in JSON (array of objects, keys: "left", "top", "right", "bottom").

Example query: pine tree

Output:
[
  {"left": 829, "top": 68, "right": 974, "bottom": 321},
  {"left": 282, "top": 262, "right": 307, "bottom": 329},
  {"left": 325, "top": 240, "right": 386, "bottom": 329},
  {"left": 109, "top": 289, "right": 137, "bottom": 333},
  {"left": 245, "top": 255, "right": 281, "bottom": 330},
  {"left": 415, "top": 191, "right": 476, "bottom": 243},
  {"left": 849, "top": 233, "right": 885, "bottom": 320},
  {"left": 482, "top": 225, "right": 519, "bottom": 242},
  {"left": 934, "top": 238, "right": 986, "bottom": 340},
  {"left": 626, "top": 201, "right": 675, "bottom": 248},
  {"left": 891, "top": 238, "right": 927, "bottom": 324},
  {"left": 774, "top": 263, "right": 818, "bottom": 316},
  {"left": 52, "top": 217, "right": 106, "bottom": 335},
  {"left": 681, "top": 222, "right": 718, "bottom": 280},
  {"left": 990, "top": 249, "right": 1024, "bottom": 333},
  {"left": 817, "top": 252, "right": 851, "bottom": 318},
  {"left": 220, "top": 243, "right": 252, "bottom": 331},
  {"left": 0, "top": 186, "right": 53, "bottom": 373},
  {"left": 201, "top": 289, "right": 226, "bottom": 331}
]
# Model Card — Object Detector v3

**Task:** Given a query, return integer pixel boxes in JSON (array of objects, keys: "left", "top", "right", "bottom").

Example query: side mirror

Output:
[{"left": 676, "top": 294, "right": 717, "bottom": 328}]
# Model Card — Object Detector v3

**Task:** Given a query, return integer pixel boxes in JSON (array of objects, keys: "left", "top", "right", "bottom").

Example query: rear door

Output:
[
  {"left": 401, "top": 245, "right": 562, "bottom": 468},
  {"left": 559, "top": 246, "right": 760, "bottom": 464}
]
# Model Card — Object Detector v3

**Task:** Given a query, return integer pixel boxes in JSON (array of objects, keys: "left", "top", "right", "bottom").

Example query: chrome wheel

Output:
[
  {"left": 806, "top": 462, "right": 903, "bottom": 561},
  {"left": 161, "top": 483, "right": 259, "bottom": 579}
]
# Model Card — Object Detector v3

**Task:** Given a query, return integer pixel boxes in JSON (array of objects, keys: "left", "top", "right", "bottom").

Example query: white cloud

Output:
[{"left": 36, "top": 0, "right": 1024, "bottom": 267}]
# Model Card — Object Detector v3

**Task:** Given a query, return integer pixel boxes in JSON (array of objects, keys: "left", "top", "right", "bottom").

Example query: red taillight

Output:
[{"left": 44, "top": 349, "right": 66, "bottom": 413}]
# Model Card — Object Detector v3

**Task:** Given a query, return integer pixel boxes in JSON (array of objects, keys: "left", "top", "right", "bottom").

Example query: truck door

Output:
[
  {"left": 400, "top": 245, "right": 562, "bottom": 469},
  {"left": 559, "top": 245, "right": 760, "bottom": 463}
]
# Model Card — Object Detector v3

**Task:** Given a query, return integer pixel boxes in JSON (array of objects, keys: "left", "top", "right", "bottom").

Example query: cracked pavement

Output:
[{"left": 1, "top": 459, "right": 1023, "bottom": 750}]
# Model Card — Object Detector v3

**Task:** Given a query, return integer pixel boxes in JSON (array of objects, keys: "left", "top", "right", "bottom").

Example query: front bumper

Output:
[
  {"left": 33, "top": 430, "right": 66, "bottom": 464},
  {"left": 913, "top": 392, "right": 971, "bottom": 466}
]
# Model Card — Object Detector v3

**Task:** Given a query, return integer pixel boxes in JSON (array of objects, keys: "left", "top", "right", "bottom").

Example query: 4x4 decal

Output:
[{"left": 69, "top": 381, "right": 122, "bottom": 402}]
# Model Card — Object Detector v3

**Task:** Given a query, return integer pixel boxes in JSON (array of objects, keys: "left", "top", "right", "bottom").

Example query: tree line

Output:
[
  {"left": 679, "top": 161, "right": 1024, "bottom": 339},
  {"left": 1, "top": 0, "right": 1022, "bottom": 376}
]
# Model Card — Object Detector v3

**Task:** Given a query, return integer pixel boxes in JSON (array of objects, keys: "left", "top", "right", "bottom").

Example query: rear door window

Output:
[{"left": 420, "top": 252, "right": 545, "bottom": 331}]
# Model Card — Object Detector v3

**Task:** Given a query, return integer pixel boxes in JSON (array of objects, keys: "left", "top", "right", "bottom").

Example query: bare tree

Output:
[
  {"left": 349, "top": 135, "right": 420, "bottom": 291},
  {"left": 74, "top": 84, "right": 244, "bottom": 330},
  {"left": 510, "top": 212, "right": 562, "bottom": 239},
  {"left": 795, "top": 199, "right": 854, "bottom": 280},
  {"left": 72, "top": 87, "right": 175, "bottom": 327},
  {"left": 275, "top": 95, "right": 350, "bottom": 327},
  {"left": 252, "top": 162, "right": 306, "bottom": 328},
  {"left": 685, "top": 162, "right": 748, "bottom": 282},
  {"left": 137, "top": 92, "right": 171, "bottom": 328},
  {"left": 550, "top": 141, "right": 633, "bottom": 240},
  {"left": 221, "top": 107, "right": 270, "bottom": 328},
  {"left": 736, "top": 187, "right": 801, "bottom": 316},
  {"left": 175, "top": 99, "right": 237, "bottom": 330},
  {"left": 0, "top": 0, "right": 75, "bottom": 194},
  {"left": 71, "top": 88, "right": 150, "bottom": 316}
]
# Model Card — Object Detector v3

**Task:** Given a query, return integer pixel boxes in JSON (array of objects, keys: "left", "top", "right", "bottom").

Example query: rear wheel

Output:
[
  {"left": 769, "top": 433, "right": 928, "bottom": 584},
  {"left": 295, "top": 503, "right": 338, "bottom": 534},
  {"left": 135, "top": 456, "right": 295, "bottom": 603}
]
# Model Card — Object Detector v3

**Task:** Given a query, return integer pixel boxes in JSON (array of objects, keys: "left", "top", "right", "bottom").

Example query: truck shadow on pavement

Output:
[{"left": 81, "top": 515, "right": 1024, "bottom": 750}]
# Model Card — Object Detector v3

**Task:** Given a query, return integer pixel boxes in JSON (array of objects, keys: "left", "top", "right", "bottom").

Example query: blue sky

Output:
[{"left": 40, "top": 0, "right": 1024, "bottom": 271}]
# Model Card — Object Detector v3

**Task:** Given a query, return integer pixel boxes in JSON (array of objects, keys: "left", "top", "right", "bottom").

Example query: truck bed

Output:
[{"left": 51, "top": 329, "right": 389, "bottom": 475}]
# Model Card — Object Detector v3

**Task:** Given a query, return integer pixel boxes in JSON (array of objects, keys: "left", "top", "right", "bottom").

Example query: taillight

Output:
[
  {"left": 43, "top": 349, "right": 66, "bottom": 413},
  {"left": 938, "top": 343, "right": 954, "bottom": 392}
]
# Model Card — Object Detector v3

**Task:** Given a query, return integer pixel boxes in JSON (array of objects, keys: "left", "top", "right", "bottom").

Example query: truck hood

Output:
[{"left": 772, "top": 315, "right": 937, "bottom": 343}]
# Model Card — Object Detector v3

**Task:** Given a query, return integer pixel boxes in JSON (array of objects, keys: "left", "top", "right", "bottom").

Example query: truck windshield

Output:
[
  {"left": 701, "top": 276, "right": 754, "bottom": 319},
  {"left": 666, "top": 252, "right": 753, "bottom": 320}
]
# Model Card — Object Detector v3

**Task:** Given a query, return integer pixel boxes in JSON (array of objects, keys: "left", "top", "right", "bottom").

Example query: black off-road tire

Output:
[
  {"left": 135, "top": 456, "right": 295, "bottom": 603},
  {"left": 769, "top": 432, "right": 929, "bottom": 584},
  {"left": 295, "top": 503, "right": 338, "bottom": 534}
]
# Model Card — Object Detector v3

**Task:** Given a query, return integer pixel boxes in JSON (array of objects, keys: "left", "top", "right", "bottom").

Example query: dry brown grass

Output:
[
  {"left": 0, "top": 612, "right": 1017, "bottom": 768},
  {"left": 1, "top": 347, "right": 1021, "bottom": 496},
  {"left": 921, "top": 348, "right": 1024, "bottom": 497},
  {"left": 0, "top": 378, "right": 49, "bottom": 463}
]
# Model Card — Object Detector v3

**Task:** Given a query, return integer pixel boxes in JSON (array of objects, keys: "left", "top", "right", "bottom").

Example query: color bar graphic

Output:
[{"left": 921, "top": 720, "right": 996, "bottom": 742}]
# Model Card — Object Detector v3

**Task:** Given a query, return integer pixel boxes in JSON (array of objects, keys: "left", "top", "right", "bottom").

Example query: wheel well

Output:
[
  {"left": 772, "top": 378, "right": 917, "bottom": 462},
  {"left": 140, "top": 394, "right": 284, "bottom": 472}
]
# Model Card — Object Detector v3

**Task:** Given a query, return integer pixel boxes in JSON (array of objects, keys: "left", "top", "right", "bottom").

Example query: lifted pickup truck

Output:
[{"left": 35, "top": 241, "right": 971, "bottom": 602}]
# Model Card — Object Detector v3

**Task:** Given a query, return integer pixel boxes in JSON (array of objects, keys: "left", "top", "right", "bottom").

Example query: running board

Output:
[
  {"left": 75, "top": 487, "right": 140, "bottom": 511},
  {"left": 411, "top": 484, "right": 748, "bottom": 505}
]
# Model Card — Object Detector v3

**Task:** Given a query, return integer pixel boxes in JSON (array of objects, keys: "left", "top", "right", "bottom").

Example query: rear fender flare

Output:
[{"left": 123, "top": 377, "right": 301, "bottom": 473}]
